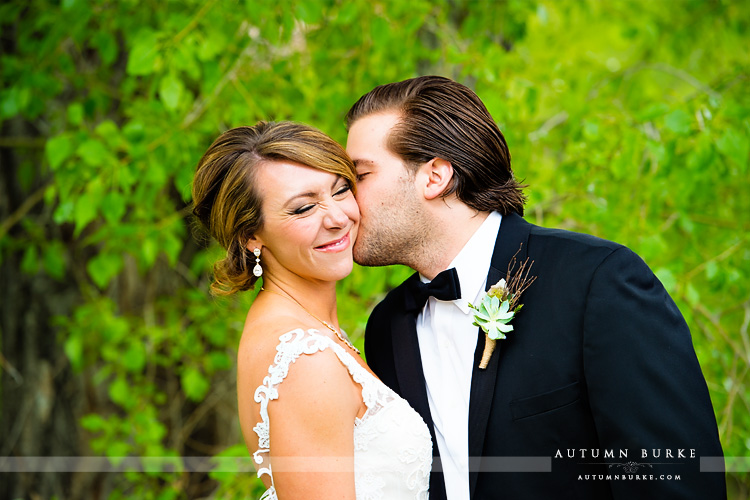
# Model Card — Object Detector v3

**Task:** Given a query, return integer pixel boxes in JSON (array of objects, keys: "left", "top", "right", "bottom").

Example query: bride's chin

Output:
[{"left": 325, "top": 259, "right": 355, "bottom": 282}]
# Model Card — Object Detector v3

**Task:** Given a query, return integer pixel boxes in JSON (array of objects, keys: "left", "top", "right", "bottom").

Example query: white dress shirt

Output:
[{"left": 416, "top": 211, "right": 502, "bottom": 500}]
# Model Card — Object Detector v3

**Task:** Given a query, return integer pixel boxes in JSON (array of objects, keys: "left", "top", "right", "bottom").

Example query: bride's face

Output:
[{"left": 250, "top": 160, "right": 359, "bottom": 284}]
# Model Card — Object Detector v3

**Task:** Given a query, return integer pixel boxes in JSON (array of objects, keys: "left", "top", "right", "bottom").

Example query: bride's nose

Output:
[{"left": 323, "top": 201, "right": 350, "bottom": 229}]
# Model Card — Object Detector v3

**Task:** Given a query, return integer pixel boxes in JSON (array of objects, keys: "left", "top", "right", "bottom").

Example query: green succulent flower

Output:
[{"left": 469, "top": 294, "right": 515, "bottom": 340}]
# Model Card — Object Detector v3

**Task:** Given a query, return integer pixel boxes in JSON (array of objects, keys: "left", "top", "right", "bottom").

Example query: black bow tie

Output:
[{"left": 405, "top": 268, "right": 461, "bottom": 312}]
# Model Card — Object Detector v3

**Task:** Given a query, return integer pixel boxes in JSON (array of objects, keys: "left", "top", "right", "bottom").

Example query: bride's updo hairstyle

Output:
[{"left": 191, "top": 121, "right": 356, "bottom": 295}]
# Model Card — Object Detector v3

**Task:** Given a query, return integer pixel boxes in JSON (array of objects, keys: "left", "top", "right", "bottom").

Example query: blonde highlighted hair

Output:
[{"left": 191, "top": 121, "right": 356, "bottom": 295}]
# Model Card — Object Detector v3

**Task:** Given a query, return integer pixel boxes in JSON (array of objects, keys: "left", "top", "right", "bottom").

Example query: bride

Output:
[{"left": 191, "top": 121, "right": 432, "bottom": 499}]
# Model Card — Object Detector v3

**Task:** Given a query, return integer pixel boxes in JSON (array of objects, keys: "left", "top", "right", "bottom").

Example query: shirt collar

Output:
[{"left": 421, "top": 211, "right": 502, "bottom": 314}]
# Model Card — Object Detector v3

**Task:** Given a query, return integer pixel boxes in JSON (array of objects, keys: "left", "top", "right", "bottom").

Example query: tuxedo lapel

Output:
[
  {"left": 390, "top": 305, "right": 433, "bottom": 426},
  {"left": 390, "top": 287, "right": 448, "bottom": 499},
  {"left": 468, "top": 212, "right": 531, "bottom": 497}
]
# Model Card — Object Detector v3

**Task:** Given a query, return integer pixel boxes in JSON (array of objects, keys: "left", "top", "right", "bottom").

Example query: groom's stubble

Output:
[{"left": 352, "top": 173, "right": 432, "bottom": 270}]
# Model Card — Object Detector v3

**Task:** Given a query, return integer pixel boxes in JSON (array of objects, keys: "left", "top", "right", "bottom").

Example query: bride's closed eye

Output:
[
  {"left": 333, "top": 184, "right": 352, "bottom": 197},
  {"left": 289, "top": 182, "right": 351, "bottom": 215},
  {"left": 292, "top": 204, "right": 315, "bottom": 215}
]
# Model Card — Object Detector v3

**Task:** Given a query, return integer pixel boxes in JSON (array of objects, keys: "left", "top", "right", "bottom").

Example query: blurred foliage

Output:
[{"left": 1, "top": 0, "right": 748, "bottom": 498}]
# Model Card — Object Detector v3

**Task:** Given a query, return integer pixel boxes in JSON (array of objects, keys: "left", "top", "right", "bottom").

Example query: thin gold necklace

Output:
[{"left": 260, "top": 287, "right": 360, "bottom": 354}]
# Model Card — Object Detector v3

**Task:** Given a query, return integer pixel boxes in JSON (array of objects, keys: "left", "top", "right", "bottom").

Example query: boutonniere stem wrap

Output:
[{"left": 469, "top": 245, "right": 536, "bottom": 369}]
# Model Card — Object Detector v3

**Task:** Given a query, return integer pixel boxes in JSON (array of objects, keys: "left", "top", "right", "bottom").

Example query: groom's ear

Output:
[{"left": 421, "top": 158, "right": 454, "bottom": 200}]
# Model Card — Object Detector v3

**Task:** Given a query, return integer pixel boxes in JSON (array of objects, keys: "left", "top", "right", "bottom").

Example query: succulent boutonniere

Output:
[{"left": 469, "top": 245, "right": 536, "bottom": 369}]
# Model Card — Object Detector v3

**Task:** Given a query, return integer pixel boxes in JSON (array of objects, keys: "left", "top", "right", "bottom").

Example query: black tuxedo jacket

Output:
[{"left": 365, "top": 213, "right": 725, "bottom": 499}]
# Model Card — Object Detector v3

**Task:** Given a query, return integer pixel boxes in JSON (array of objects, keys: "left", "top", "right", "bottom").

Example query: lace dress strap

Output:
[{"left": 252, "top": 328, "right": 389, "bottom": 499}]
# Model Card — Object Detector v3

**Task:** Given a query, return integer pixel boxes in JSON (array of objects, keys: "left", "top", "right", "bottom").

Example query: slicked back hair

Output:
[{"left": 346, "top": 75, "right": 526, "bottom": 215}]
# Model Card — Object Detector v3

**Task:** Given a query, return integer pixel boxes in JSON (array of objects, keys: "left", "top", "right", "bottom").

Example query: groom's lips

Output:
[{"left": 315, "top": 231, "right": 351, "bottom": 252}]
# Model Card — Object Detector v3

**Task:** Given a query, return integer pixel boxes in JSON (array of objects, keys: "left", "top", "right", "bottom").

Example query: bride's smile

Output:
[
  {"left": 249, "top": 159, "right": 360, "bottom": 284},
  {"left": 315, "top": 232, "right": 351, "bottom": 252}
]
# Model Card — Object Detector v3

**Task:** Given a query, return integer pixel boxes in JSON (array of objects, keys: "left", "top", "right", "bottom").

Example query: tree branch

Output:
[
  {"left": 0, "top": 181, "right": 52, "bottom": 240},
  {"left": 0, "top": 137, "right": 46, "bottom": 148},
  {"left": 171, "top": 0, "right": 220, "bottom": 46}
]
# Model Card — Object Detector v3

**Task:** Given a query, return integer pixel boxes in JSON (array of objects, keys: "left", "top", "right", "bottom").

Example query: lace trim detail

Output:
[
  {"left": 357, "top": 472, "right": 386, "bottom": 500},
  {"left": 252, "top": 328, "right": 395, "bottom": 493}
]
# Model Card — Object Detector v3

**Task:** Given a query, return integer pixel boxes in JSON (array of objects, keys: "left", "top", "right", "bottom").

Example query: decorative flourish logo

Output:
[{"left": 609, "top": 461, "right": 654, "bottom": 473}]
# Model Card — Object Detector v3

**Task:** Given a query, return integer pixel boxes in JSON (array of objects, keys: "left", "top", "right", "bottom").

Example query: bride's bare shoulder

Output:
[
  {"left": 237, "top": 313, "right": 360, "bottom": 416},
  {"left": 236, "top": 313, "right": 320, "bottom": 405},
  {"left": 240, "top": 309, "right": 317, "bottom": 349}
]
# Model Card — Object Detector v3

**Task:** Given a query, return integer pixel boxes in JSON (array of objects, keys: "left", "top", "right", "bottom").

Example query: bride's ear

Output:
[
  {"left": 245, "top": 235, "right": 263, "bottom": 253},
  {"left": 421, "top": 158, "right": 454, "bottom": 200}
]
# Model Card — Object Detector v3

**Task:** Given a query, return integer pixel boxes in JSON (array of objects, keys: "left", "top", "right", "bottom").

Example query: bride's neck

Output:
[{"left": 260, "top": 274, "right": 339, "bottom": 326}]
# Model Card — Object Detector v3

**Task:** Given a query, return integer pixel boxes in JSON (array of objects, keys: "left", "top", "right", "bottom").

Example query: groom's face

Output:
[{"left": 346, "top": 112, "right": 428, "bottom": 267}]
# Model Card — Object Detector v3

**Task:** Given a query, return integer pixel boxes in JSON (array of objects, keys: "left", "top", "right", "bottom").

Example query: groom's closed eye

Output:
[
  {"left": 353, "top": 159, "right": 374, "bottom": 182},
  {"left": 357, "top": 167, "right": 372, "bottom": 182}
]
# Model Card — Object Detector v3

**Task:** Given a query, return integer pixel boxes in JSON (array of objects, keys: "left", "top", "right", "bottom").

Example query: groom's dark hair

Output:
[{"left": 346, "top": 75, "right": 526, "bottom": 216}]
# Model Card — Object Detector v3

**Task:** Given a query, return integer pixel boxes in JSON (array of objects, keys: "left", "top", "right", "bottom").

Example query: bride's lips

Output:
[{"left": 315, "top": 231, "right": 351, "bottom": 253}]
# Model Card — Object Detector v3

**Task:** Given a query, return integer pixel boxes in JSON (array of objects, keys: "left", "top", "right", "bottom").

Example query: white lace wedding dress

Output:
[{"left": 253, "top": 328, "right": 432, "bottom": 499}]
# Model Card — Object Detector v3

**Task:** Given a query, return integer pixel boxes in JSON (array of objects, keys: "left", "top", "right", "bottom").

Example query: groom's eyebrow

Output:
[{"left": 352, "top": 159, "right": 375, "bottom": 168}]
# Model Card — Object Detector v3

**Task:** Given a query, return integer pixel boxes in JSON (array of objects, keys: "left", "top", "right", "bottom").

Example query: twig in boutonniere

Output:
[{"left": 469, "top": 244, "right": 536, "bottom": 369}]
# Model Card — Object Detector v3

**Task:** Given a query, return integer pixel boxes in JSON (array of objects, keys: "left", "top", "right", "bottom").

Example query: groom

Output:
[{"left": 345, "top": 76, "right": 725, "bottom": 499}]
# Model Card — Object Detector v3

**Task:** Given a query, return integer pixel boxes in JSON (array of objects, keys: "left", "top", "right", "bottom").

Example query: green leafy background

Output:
[{"left": 1, "top": 0, "right": 748, "bottom": 498}]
